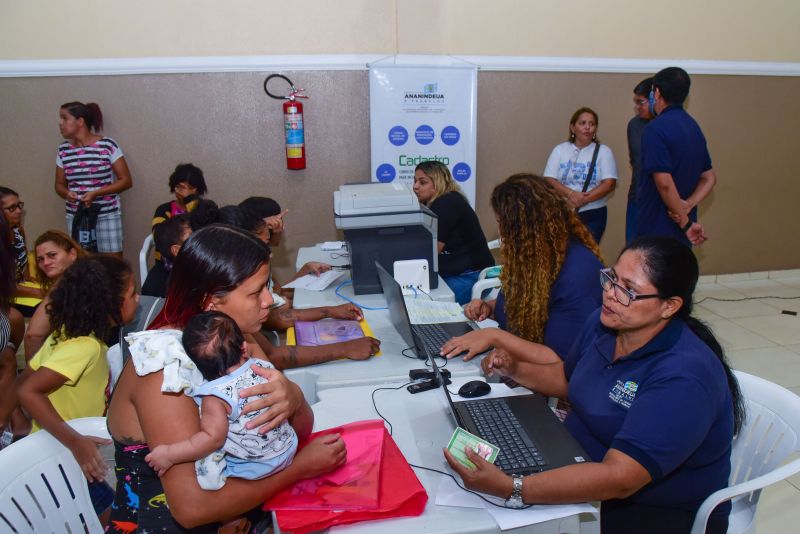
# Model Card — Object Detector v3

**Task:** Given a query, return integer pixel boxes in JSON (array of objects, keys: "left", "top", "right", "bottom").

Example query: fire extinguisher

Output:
[{"left": 264, "top": 74, "right": 308, "bottom": 170}]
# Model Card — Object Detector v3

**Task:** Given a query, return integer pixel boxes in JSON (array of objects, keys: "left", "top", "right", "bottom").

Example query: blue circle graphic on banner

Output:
[
  {"left": 441, "top": 126, "right": 460, "bottom": 146},
  {"left": 376, "top": 164, "right": 396, "bottom": 183},
  {"left": 388, "top": 126, "right": 408, "bottom": 146},
  {"left": 415, "top": 125, "right": 435, "bottom": 145},
  {"left": 452, "top": 162, "right": 472, "bottom": 182}
]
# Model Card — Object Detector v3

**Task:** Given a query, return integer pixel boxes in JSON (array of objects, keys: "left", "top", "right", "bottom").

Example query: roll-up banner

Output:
[{"left": 369, "top": 56, "right": 478, "bottom": 207}]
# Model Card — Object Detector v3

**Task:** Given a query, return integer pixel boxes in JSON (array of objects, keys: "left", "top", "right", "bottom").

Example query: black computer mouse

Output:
[{"left": 458, "top": 380, "right": 491, "bottom": 398}]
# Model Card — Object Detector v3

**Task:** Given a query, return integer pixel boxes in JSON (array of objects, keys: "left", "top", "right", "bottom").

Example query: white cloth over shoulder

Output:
[{"left": 125, "top": 329, "right": 205, "bottom": 394}]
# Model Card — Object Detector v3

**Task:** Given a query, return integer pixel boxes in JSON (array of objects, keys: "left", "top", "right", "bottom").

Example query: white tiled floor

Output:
[{"left": 696, "top": 274, "right": 800, "bottom": 530}]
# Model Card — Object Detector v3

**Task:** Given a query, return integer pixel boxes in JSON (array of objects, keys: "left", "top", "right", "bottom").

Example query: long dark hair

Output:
[
  {"left": 624, "top": 236, "right": 745, "bottom": 433},
  {"left": 47, "top": 256, "right": 132, "bottom": 345},
  {"left": 149, "top": 225, "right": 270, "bottom": 329},
  {"left": 0, "top": 215, "right": 14, "bottom": 310}
]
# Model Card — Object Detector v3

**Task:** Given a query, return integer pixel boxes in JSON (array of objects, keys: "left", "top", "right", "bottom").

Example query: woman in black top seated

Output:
[{"left": 412, "top": 161, "right": 494, "bottom": 304}]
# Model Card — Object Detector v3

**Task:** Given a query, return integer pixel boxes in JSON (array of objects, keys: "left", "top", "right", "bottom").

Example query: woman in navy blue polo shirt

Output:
[
  {"left": 446, "top": 174, "right": 603, "bottom": 360},
  {"left": 444, "top": 236, "right": 744, "bottom": 534}
]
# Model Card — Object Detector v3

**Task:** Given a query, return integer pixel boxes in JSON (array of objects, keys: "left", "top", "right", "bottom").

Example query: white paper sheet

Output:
[
  {"left": 435, "top": 476, "right": 597, "bottom": 530},
  {"left": 281, "top": 270, "right": 344, "bottom": 291},
  {"left": 404, "top": 298, "right": 467, "bottom": 324},
  {"left": 320, "top": 241, "right": 345, "bottom": 250}
]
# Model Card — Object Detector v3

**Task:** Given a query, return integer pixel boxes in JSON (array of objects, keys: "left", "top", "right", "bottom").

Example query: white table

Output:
[
  {"left": 293, "top": 245, "right": 455, "bottom": 308},
  {"left": 284, "top": 307, "right": 487, "bottom": 404},
  {"left": 272, "top": 379, "right": 595, "bottom": 534}
]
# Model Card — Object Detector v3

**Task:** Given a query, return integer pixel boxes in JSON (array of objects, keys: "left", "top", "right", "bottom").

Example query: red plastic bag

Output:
[
  {"left": 267, "top": 420, "right": 428, "bottom": 534},
  {"left": 268, "top": 419, "right": 384, "bottom": 511}
]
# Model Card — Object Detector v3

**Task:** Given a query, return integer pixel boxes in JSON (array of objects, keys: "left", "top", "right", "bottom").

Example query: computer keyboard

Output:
[
  {"left": 413, "top": 323, "right": 451, "bottom": 353},
  {"left": 464, "top": 399, "right": 548, "bottom": 475}
]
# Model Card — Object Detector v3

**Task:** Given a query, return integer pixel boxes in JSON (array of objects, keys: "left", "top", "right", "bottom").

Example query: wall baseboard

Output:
[{"left": 1, "top": 54, "right": 799, "bottom": 78}]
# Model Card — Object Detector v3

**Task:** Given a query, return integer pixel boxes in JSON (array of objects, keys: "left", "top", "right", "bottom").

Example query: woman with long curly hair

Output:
[
  {"left": 16, "top": 256, "right": 139, "bottom": 519},
  {"left": 441, "top": 173, "right": 604, "bottom": 361}
]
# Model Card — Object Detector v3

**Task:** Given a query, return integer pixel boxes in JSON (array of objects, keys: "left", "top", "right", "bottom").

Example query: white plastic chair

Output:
[
  {"left": 139, "top": 233, "right": 154, "bottom": 287},
  {"left": 470, "top": 266, "right": 502, "bottom": 301},
  {"left": 470, "top": 239, "right": 503, "bottom": 301},
  {"left": 0, "top": 417, "right": 109, "bottom": 533},
  {"left": 690, "top": 371, "right": 800, "bottom": 534}
]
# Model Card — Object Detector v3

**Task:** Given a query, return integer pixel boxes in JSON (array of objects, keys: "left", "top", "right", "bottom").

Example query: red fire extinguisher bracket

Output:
[{"left": 264, "top": 74, "right": 308, "bottom": 170}]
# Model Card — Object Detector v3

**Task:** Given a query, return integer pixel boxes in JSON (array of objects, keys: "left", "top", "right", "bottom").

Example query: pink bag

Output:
[
  {"left": 266, "top": 420, "right": 428, "bottom": 534},
  {"left": 267, "top": 419, "right": 384, "bottom": 511}
]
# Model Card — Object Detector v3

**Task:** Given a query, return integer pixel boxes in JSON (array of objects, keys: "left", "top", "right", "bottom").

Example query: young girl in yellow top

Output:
[{"left": 17, "top": 255, "right": 138, "bottom": 517}]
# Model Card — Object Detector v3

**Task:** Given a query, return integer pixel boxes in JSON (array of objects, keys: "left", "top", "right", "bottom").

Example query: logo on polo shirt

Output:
[{"left": 609, "top": 380, "right": 639, "bottom": 409}]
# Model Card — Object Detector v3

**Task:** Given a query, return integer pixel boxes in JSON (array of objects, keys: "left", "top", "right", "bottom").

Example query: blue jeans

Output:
[
  {"left": 578, "top": 207, "right": 608, "bottom": 244},
  {"left": 442, "top": 270, "right": 481, "bottom": 305}
]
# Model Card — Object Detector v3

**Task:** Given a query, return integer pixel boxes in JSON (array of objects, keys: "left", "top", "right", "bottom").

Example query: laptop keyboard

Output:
[
  {"left": 413, "top": 323, "right": 451, "bottom": 354},
  {"left": 464, "top": 399, "right": 548, "bottom": 475}
]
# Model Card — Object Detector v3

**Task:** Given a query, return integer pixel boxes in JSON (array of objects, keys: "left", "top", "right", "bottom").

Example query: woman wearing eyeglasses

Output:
[
  {"left": 444, "top": 236, "right": 744, "bottom": 534},
  {"left": 0, "top": 187, "right": 43, "bottom": 316}
]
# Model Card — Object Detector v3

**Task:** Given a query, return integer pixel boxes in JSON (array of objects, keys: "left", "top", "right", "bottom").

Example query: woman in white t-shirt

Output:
[{"left": 543, "top": 107, "right": 618, "bottom": 243}]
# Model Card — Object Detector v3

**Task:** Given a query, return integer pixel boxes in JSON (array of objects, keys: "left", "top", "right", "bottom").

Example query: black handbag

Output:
[{"left": 71, "top": 203, "right": 101, "bottom": 252}]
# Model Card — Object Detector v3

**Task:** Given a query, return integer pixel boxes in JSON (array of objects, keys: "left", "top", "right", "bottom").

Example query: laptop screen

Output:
[{"left": 375, "top": 262, "right": 418, "bottom": 351}]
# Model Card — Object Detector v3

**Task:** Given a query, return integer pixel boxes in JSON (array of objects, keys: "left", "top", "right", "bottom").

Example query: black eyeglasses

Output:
[
  {"left": 2, "top": 202, "right": 23, "bottom": 212},
  {"left": 599, "top": 268, "right": 660, "bottom": 307}
]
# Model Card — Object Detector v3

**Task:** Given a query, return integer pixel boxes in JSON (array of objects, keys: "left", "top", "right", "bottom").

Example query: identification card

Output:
[{"left": 446, "top": 427, "right": 499, "bottom": 468}]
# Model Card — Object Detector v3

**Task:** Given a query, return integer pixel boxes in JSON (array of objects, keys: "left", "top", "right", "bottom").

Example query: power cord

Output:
[
  {"left": 407, "top": 464, "right": 532, "bottom": 510},
  {"left": 696, "top": 295, "right": 800, "bottom": 304},
  {"left": 369, "top": 377, "right": 532, "bottom": 510},
  {"left": 334, "top": 280, "right": 388, "bottom": 310},
  {"left": 416, "top": 287, "right": 435, "bottom": 300},
  {"left": 371, "top": 381, "right": 413, "bottom": 435},
  {"left": 400, "top": 347, "right": 449, "bottom": 368}
]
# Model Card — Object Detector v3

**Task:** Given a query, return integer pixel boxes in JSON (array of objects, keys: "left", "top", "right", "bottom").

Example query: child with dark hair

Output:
[
  {"left": 16, "top": 256, "right": 139, "bottom": 518},
  {"left": 142, "top": 214, "right": 192, "bottom": 298},
  {"left": 151, "top": 163, "right": 207, "bottom": 228},
  {"left": 239, "top": 196, "right": 284, "bottom": 246},
  {"left": 144, "top": 311, "right": 298, "bottom": 490}
]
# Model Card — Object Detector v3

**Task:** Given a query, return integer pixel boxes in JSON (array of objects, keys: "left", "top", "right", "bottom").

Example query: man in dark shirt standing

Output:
[
  {"left": 626, "top": 77, "right": 653, "bottom": 244},
  {"left": 638, "top": 67, "right": 716, "bottom": 246}
]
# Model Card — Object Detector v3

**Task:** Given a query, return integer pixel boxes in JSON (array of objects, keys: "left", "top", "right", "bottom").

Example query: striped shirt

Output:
[{"left": 56, "top": 137, "right": 124, "bottom": 215}]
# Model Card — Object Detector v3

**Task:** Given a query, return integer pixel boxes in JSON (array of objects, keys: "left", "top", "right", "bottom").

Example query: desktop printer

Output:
[{"left": 334, "top": 182, "right": 438, "bottom": 294}]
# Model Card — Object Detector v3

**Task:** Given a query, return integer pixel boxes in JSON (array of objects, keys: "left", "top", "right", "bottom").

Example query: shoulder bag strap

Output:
[{"left": 581, "top": 143, "right": 601, "bottom": 193}]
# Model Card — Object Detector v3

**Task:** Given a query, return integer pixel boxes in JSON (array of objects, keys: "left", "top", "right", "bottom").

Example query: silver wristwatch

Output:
[{"left": 505, "top": 474, "right": 525, "bottom": 508}]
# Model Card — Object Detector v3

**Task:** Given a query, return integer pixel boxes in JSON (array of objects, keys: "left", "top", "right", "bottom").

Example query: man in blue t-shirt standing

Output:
[{"left": 638, "top": 67, "right": 717, "bottom": 246}]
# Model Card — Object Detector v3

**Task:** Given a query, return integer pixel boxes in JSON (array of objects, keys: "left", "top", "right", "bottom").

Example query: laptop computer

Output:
[
  {"left": 375, "top": 261, "right": 475, "bottom": 358},
  {"left": 429, "top": 353, "right": 589, "bottom": 476}
]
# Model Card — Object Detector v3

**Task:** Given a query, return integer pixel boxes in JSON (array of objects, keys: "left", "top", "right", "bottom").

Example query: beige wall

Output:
[
  {"left": 2, "top": 71, "right": 798, "bottom": 282},
  {"left": 2, "top": 1, "right": 799, "bottom": 62}
]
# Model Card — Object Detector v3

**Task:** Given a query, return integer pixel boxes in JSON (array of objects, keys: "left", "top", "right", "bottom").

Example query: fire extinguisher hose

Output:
[{"left": 263, "top": 74, "right": 308, "bottom": 101}]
